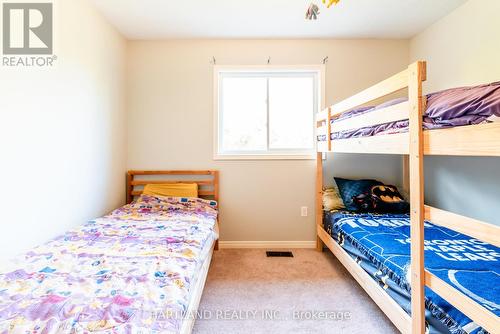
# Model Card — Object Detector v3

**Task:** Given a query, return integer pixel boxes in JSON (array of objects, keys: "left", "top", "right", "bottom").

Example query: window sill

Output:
[{"left": 213, "top": 154, "right": 316, "bottom": 161}]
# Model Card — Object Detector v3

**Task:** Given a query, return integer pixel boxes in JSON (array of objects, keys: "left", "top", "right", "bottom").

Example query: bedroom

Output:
[{"left": 0, "top": 0, "right": 499, "bottom": 333}]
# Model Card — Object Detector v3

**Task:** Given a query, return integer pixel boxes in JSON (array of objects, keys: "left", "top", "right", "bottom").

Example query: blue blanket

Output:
[{"left": 325, "top": 212, "right": 499, "bottom": 334}]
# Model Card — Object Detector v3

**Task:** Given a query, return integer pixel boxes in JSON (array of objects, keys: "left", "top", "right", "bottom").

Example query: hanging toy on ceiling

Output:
[
  {"left": 306, "top": 0, "right": 341, "bottom": 20},
  {"left": 305, "top": 3, "right": 320, "bottom": 20}
]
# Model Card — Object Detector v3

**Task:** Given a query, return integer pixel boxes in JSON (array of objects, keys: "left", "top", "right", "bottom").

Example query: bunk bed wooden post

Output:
[
  {"left": 316, "top": 152, "right": 324, "bottom": 251},
  {"left": 316, "top": 106, "right": 331, "bottom": 251},
  {"left": 327, "top": 107, "right": 332, "bottom": 151},
  {"left": 408, "top": 60, "right": 427, "bottom": 334}
]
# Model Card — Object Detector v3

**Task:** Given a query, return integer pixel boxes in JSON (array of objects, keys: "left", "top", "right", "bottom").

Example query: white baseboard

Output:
[{"left": 218, "top": 240, "right": 316, "bottom": 249}]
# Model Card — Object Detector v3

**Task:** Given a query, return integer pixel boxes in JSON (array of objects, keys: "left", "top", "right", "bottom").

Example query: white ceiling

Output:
[{"left": 90, "top": 0, "right": 467, "bottom": 40}]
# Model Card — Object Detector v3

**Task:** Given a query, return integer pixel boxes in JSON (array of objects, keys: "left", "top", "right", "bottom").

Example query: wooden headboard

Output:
[{"left": 126, "top": 170, "right": 219, "bottom": 204}]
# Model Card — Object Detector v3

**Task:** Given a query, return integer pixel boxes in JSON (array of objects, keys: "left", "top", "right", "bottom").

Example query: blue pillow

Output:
[{"left": 334, "top": 177, "right": 382, "bottom": 212}]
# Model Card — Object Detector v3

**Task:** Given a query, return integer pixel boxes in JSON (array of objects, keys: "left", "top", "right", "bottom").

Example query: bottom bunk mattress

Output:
[
  {"left": 323, "top": 211, "right": 499, "bottom": 334},
  {"left": 0, "top": 195, "right": 219, "bottom": 334}
]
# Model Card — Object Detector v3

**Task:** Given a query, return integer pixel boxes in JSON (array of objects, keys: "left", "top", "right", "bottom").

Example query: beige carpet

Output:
[{"left": 193, "top": 249, "right": 398, "bottom": 334}]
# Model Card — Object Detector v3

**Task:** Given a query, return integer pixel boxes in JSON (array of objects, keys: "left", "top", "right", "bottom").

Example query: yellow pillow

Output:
[
  {"left": 323, "top": 187, "right": 345, "bottom": 211},
  {"left": 142, "top": 183, "right": 198, "bottom": 198}
]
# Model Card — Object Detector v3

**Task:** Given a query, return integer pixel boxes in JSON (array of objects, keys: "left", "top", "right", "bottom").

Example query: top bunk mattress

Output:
[
  {"left": 323, "top": 211, "right": 499, "bottom": 334},
  {"left": 320, "top": 81, "right": 500, "bottom": 141},
  {"left": 0, "top": 195, "right": 219, "bottom": 334}
]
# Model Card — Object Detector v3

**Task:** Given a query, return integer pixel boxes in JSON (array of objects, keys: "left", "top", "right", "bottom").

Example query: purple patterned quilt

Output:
[
  {"left": 0, "top": 195, "right": 218, "bottom": 334},
  {"left": 320, "top": 81, "right": 500, "bottom": 141}
]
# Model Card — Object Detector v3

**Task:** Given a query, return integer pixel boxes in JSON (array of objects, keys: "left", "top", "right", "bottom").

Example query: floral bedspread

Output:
[{"left": 0, "top": 195, "right": 218, "bottom": 334}]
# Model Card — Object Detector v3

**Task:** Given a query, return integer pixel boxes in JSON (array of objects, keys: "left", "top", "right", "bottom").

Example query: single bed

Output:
[
  {"left": 323, "top": 211, "right": 499, "bottom": 334},
  {"left": 0, "top": 170, "right": 219, "bottom": 334}
]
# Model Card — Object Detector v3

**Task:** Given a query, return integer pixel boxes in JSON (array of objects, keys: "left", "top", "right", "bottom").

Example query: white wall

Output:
[
  {"left": 410, "top": 0, "right": 500, "bottom": 224},
  {"left": 127, "top": 39, "right": 408, "bottom": 243},
  {"left": 0, "top": 0, "right": 127, "bottom": 261}
]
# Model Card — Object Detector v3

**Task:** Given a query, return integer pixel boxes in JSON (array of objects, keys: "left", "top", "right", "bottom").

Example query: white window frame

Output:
[{"left": 213, "top": 65, "right": 325, "bottom": 160}]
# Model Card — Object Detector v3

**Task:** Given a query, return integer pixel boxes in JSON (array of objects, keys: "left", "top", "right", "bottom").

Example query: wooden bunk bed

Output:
[{"left": 315, "top": 61, "right": 500, "bottom": 334}]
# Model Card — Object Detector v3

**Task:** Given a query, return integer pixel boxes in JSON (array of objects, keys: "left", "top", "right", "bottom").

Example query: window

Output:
[{"left": 214, "top": 66, "right": 323, "bottom": 159}]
